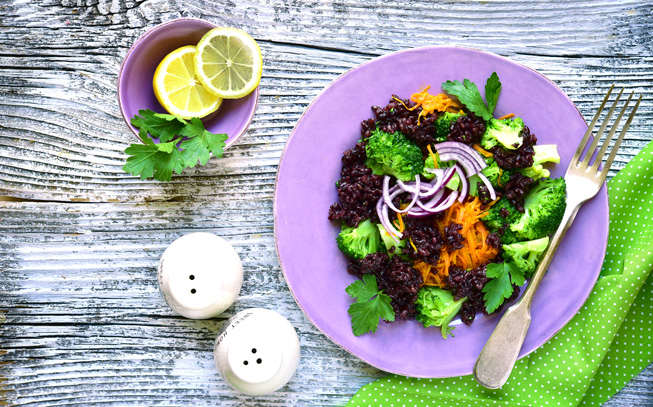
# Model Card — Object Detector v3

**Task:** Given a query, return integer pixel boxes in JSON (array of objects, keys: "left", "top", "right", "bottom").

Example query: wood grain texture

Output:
[{"left": 1, "top": 0, "right": 652, "bottom": 405}]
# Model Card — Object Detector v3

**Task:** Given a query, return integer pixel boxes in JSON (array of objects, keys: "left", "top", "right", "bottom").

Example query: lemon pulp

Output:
[
  {"left": 153, "top": 45, "right": 222, "bottom": 119},
  {"left": 194, "top": 27, "right": 263, "bottom": 99}
]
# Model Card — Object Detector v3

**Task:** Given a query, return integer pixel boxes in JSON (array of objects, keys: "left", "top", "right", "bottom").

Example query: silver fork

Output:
[{"left": 473, "top": 85, "right": 642, "bottom": 389}]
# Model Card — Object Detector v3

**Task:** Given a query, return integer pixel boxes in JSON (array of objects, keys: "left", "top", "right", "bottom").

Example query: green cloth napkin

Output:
[{"left": 347, "top": 141, "right": 653, "bottom": 407}]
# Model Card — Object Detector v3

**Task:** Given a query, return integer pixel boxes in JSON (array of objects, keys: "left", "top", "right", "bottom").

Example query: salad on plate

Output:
[{"left": 328, "top": 73, "right": 567, "bottom": 338}]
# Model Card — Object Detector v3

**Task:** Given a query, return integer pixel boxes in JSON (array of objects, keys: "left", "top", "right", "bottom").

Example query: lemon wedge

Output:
[
  {"left": 153, "top": 45, "right": 222, "bottom": 119},
  {"left": 194, "top": 27, "right": 263, "bottom": 99}
]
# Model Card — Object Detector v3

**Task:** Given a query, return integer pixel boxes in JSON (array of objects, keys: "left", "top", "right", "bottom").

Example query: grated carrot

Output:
[
  {"left": 498, "top": 113, "right": 515, "bottom": 120},
  {"left": 415, "top": 196, "right": 498, "bottom": 288},
  {"left": 426, "top": 144, "right": 438, "bottom": 168},
  {"left": 393, "top": 86, "right": 462, "bottom": 125},
  {"left": 472, "top": 143, "right": 493, "bottom": 158}
]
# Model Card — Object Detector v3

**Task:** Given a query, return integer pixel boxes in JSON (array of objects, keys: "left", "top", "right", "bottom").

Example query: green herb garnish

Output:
[
  {"left": 482, "top": 261, "right": 525, "bottom": 313},
  {"left": 346, "top": 274, "right": 395, "bottom": 336},
  {"left": 123, "top": 109, "right": 228, "bottom": 181},
  {"left": 442, "top": 72, "right": 502, "bottom": 121}
]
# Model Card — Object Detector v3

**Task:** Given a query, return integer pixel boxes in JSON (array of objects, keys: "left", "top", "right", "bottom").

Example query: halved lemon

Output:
[
  {"left": 153, "top": 45, "right": 222, "bottom": 119},
  {"left": 194, "top": 27, "right": 263, "bottom": 99}
]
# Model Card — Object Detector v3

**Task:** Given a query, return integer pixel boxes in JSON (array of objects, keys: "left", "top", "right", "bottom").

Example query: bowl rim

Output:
[{"left": 117, "top": 17, "right": 259, "bottom": 149}]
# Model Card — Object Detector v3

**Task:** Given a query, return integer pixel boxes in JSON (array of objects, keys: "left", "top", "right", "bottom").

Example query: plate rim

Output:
[{"left": 273, "top": 45, "right": 608, "bottom": 378}]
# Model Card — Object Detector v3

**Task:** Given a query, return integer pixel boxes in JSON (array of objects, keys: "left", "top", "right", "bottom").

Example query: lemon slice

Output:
[
  {"left": 153, "top": 45, "right": 222, "bottom": 119},
  {"left": 194, "top": 27, "right": 263, "bottom": 99}
]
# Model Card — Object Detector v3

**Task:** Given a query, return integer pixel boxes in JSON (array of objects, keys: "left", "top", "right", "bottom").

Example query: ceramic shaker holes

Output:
[
  {"left": 158, "top": 232, "right": 243, "bottom": 319},
  {"left": 214, "top": 308, "right": 301, "bottom": 395}
]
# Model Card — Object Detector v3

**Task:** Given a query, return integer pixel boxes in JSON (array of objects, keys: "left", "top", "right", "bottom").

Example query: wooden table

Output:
[{"left": 1, "top": 1, "right": 652, "bottom": 405}]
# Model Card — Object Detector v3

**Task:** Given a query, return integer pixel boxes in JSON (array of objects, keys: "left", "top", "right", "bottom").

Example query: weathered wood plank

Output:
[{"left": 1, "top": 0, "right": 653, "bottom": 406}]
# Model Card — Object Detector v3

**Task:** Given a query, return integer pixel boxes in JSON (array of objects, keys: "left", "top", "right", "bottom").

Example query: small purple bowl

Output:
[{"left": 118, "top": 18, "right": 259, "bottom": 148}]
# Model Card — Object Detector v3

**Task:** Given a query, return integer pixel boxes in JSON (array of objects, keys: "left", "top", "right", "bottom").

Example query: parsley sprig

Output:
[
  {"left": 122, "top": 110, "right": 228, "bottom": 182},
  {"left": 482, "top": 262, "right": 525, "bottom": 313},
  {"left": 346, "top": 274, "right": 395, "bottom": 336},
  {"left": 442, "top": 72, "right": 502, "bottom": 121}
]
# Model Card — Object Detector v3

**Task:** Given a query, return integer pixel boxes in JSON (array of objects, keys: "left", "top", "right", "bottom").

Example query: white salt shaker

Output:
[
  {"left": 214, "top": 308, "right": 300, "bottom": 395},
  {"left": 158, "top": 232, "right": 243, "bottom": 319}
]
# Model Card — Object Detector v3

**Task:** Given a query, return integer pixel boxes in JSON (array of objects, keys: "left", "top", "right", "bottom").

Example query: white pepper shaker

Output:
[
  {"left": 214, "top": 308, "right": 300, "bottom": 395},
  {"left": 158, "top": 232, "right": 243, "bottom": 319}
]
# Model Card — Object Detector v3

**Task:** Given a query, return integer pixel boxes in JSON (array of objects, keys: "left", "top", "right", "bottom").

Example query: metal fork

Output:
[{"left": 473, "top": 85, "right": 642, "bottom": 389}]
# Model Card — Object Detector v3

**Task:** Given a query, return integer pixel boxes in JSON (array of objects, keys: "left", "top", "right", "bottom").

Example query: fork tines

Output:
[{"left": 570, "top": 85, "right": 642, "bottom": 179}]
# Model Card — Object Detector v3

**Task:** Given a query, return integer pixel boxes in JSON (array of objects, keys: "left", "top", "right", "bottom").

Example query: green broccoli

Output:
[
  {"left": 415, "top": 286, "right": 466, "bottom": 339},
  {"left": 421, "top": 154, "right": 461, "bottom": 190},
  {"left": 502, "top": 236, "right": 550, "bottom": 278},
  {"left": 377, "top": 223, "right": 406, "bottom": 258},
  {"left": 480, "top": 117, "right": 525, "bottom": 151},
  {"left": 337, "top": 219, "right": 382, "bottom": 259},
  {"left": 519, "top": 145, "right": 561, "bottom": 181},
  {"left": 435, "top": 111, "right": 465, "bottom": 141},
  {"left": 510, "top": 178, "right": 567, "bottom": 241},
  {"left": 469, "top": 157, "right": 502, "bottom": 196},
  {"left": 482, "top": 197, "right": 520, "bottom": 232},
  {"left": 365, "top": 128, "right": 424, "bottom": 181}
]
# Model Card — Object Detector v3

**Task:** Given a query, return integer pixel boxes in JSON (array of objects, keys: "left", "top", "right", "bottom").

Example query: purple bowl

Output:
[{"left": 118, "top": 18, "right": 259, "bottom": 147}]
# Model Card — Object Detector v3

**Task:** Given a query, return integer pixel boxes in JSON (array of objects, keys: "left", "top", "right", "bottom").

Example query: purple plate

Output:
[
  {"left": 118, "top": 18, "right": 259, "bottom": 148},
  {"left": 274, "top": 47, "right": 608, "bottom": 378}
]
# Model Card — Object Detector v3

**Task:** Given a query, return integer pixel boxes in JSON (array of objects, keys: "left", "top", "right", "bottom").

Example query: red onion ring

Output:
[{"left": 477, "top": 172, "right": 497, "bottom": 200}]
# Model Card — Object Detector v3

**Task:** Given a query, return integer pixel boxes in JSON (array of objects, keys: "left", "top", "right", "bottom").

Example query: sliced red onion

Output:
[
  {"left": 381, "top": 203, "right": 401, "bottom": 243},
  {"left": 383, "top": 175, "right": 420, "bottom": 214},
  {"left": 430, "top": 190, "right": 459, "bottom": 212},
  {"left": 477, "top": 172, "right": 497, "bottom": 200},
  {"left": 453, "top": 164, "right": 468, "bottom": 203},
  {"left": 423, "top": 167, "right": 444, "bottom": 177},
  {"left": 434, "top": 142, "right": 487, "bottom": 175}
]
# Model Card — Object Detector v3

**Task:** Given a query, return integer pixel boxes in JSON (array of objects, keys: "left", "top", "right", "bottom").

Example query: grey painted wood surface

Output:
[{"left": 1, "top": 0, "right": 652, "bottom": 405}]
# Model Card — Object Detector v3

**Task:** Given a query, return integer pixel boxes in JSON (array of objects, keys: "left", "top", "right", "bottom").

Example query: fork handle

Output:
[{"left": 473, "top": 199, "right": 583, "bottom": 389}]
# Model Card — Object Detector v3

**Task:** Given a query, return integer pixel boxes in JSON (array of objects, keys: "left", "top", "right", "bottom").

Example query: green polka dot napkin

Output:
[{"left": 347, "top": 140, "right": 653, "bottom": 407}]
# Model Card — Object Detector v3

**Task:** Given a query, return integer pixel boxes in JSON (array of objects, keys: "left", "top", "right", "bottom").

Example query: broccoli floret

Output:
[
  {"left": 337, "top": 219, "right": 382, "bottom": 259},
  {"left": 480, "top": 117, "right": 525, "bottom": 151},
  {"left": 415, "top": 286, "right": 466, "bottom": 339},
  {"left": 481, "top": 159, "right": 502, "bottom": 188},
  {"left": 510, "top": 178, "right": 567, "bottom": 241},
  {"left": 469, "top": 158, "right": 502, "bottom": 196},
  {"left": 365, "top": 128, "right": 424, "bottom": 181},
  {"left": 435, "top": 111, "right": 465, "bottom": 141},
  {"left": 421, "top": 154, "right": 461, "bottom": 190},
  {"left": 502, "top": 236, "right": 550, "bottom": 278},
  {"left": 519, "top": 145, "right": 561, "bottom": 181},
  {"left": 377, "top": 223, "right": 406, "bottom": 258},
  {"left": 483, "top": 197, "right": 520, "bottom": 232}
]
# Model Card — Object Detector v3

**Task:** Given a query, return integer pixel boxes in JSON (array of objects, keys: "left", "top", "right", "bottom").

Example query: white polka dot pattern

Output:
[{"left": 347, "top": 144, "right": 653, "bottom": 407}]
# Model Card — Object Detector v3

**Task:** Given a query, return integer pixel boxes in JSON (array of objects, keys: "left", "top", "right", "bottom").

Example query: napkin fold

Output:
[{"left": 347, "top": 140, "right": 653, "bottom": 407}]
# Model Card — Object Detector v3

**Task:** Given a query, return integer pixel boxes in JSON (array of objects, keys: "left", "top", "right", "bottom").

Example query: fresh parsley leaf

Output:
[
  {"left": 130, "top": 109, "right": 186, "bottom": 143},
  {"left": 441, "top": 72, "right": 502, "bottom": 121},
  {"left": 346, "top": 274, "right": 395, "bottom": 336},
  {"left": 123, "top": 112, "right": 229, "bottom": 181},
  {"left": 442, "top": 78, "right": 491, "bottom": 120},
  {"left": 122, "top": 143, "right": 185, "bottom": 181},
  {"left": 180, "top": 117, "right": 229, "bottom": 167},
  {"left": 484, "top": 72, "right": 502, "bottom": 116},
  {"left": 482, "top": 262, "right": 525, "bottom": 313}
]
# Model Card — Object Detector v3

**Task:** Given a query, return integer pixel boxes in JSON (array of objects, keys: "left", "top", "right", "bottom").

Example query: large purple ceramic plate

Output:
[{"left": 274, "top": 47, "right": 608, "bottom": 378}]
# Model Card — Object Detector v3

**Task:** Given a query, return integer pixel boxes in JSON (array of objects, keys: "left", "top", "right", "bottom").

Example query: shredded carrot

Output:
[
  {"left": 472, "top": 143, "right": 493, "bottom": 158},
  {"left": 409, "top": 237, "right": 418, "bottom": 253},
  {"left": 396, "top": 213, "right": 405, "bottom": 233},
  {"left": 426, "top": 144, "right": 438, "bottom": 168},
  {"left": 498, "top": 113, "right": 515, "bottom": 120},
  {"left": 393, "top": 86, "right": 462, "bottom": 125},
  {"left": 415, "top": 196, "right": 499, "bottom": 288},
  {"left": 486, "top": 197, "right": 500, "bottom": 207},
  {"left": 497, "top": 168, "right": 504, "bottom": 187}
]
